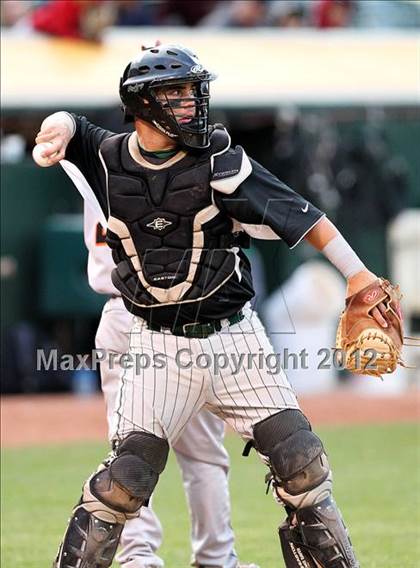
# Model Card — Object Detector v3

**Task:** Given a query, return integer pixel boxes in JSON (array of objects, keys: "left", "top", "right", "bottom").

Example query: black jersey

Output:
[{"left": 63, "top": 114, "right": 324, "bottom": 327}]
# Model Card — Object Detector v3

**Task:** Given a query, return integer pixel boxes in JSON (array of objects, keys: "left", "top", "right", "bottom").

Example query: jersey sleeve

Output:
[
  {"left": 213, "top": 156, "right": 325, "bottom": 249},
  {"left": 62, "top": 114, "right": 115, "bottom": 222}
]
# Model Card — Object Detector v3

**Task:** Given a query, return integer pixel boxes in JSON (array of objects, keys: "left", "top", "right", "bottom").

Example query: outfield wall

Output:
[{"left": 2, "top": 29, "right": 419, "bottom": 108}]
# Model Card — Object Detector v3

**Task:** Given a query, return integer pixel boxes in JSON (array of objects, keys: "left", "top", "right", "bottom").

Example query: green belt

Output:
[{"left": 147, "top": 311, "right": 244, "bottom": 338}]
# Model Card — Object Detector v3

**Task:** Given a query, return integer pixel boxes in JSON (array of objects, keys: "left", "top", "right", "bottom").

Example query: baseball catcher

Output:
[{"left": 32, "top": 42, "right": 404, "bottom": 568}]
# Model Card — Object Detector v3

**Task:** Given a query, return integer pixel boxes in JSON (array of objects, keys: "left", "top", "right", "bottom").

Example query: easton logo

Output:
[
  {"left": 213, "top": 168, "right": 239, "bottom": 179},
  {"left": 289, "top": 543, "right": 311, "bottom": 567},
  {"left": 146, "top": 217, "right": 172, "bottom": 231}
]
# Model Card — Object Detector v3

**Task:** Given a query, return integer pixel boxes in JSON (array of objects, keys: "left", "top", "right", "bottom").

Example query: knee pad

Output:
[
  {"left": 253, "top": 409, "right": 329, "bottom": 496},
  {"left": 90, "top": 431, "right": 169, "bottom": 514},
  {"left": 54, "top": 432, "right": 169, "bottom": 568}
]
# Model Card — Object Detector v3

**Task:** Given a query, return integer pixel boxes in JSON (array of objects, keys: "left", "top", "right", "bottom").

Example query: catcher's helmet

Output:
[{"left": 119, "top": 44, "right": 216, "bottom": 150}]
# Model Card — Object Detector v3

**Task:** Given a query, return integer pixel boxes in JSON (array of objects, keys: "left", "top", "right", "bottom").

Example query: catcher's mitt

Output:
[{"left": 336, "top": 278, "right": 404, "bottom": 377}]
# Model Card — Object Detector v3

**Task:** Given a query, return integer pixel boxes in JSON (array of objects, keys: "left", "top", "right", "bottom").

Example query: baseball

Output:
[{"left": 32, "top": 142, "right": 57, "bottom": 167}]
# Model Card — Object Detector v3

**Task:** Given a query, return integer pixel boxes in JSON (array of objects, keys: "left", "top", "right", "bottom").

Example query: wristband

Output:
[
  {"left": 41, "top": 112, "right": 76, "bottom": 138},
  {"left": 322, "top": 234, "right": 365, "bottom": 278}
]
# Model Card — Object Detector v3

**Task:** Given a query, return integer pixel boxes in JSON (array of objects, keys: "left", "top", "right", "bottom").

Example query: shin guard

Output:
[
  {"left": 52, "top": 506, "right": 123, "bottom": 568},
  {"left": 279, "top": 496, "right": 359, "bottom": 568}
]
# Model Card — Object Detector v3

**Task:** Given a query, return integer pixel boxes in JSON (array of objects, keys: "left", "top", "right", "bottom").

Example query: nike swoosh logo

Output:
[{"left": 301, "top": 202, "right": 309, "bottom": 213}]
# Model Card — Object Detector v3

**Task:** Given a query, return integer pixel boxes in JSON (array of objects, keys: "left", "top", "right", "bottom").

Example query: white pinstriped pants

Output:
[
  {"left": 111, "top": 305, "right": 299, "bottom": 444},
  {"left": 96, "top": 297, "right": 237, "bottom": 567}
]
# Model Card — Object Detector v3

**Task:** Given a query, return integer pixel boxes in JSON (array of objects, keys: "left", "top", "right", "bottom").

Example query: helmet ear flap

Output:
[
  {"left": 121, "top": 105, "right": 134, "bottom": 123},
  {"left": 121, "top": 63, "right": 131, "bottom": 84},
  {"left": 120, "top": 68, "right": 139, "bottom": 123}
]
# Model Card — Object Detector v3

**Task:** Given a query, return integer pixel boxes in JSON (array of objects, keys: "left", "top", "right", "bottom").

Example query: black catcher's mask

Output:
[{"left": 119, "top": 44, "right": 216, "bottom": 150}]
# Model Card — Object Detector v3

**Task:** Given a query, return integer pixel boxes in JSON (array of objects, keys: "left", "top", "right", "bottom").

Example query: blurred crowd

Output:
[{"left": 2, "top": 0, "right": 419, "bottom": 41}]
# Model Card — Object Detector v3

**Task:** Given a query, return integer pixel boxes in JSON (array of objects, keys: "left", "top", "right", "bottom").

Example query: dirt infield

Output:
[{"left": 2, "top": 391, "right": 419, "bottom": 448}]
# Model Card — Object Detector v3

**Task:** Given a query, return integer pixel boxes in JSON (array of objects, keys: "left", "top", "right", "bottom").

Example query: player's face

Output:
[{"left": 154, "top": 82, "right": 197, "bottom": 125}]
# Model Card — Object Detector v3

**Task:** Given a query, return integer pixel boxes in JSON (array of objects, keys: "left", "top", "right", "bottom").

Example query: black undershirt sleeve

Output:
[
  {"left": 214, "top": 157, "right": 325, "bottom": 248},
  {"left": 65, "top": 114, "right": 116, "bottom": 215}
]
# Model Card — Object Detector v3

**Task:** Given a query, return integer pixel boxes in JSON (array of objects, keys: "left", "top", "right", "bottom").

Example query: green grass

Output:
[{"left": 2, "top": 423, "right": 419, "bottom": 568}]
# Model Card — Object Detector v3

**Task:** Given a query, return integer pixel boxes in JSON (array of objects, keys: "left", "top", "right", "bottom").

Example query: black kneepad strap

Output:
[{"left": 253, "top": 410, "right": 329, "bottom": 495}]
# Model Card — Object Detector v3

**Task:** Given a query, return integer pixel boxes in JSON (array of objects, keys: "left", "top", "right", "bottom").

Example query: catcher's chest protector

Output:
[{"left": 100, "top": 129, "right": 238, "bottom": 309}]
